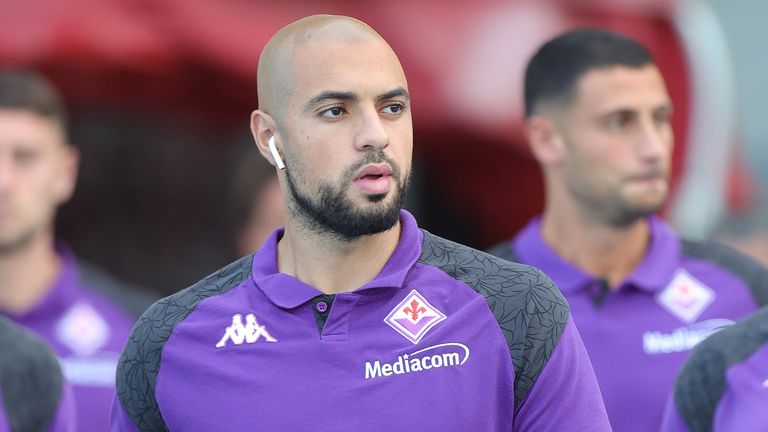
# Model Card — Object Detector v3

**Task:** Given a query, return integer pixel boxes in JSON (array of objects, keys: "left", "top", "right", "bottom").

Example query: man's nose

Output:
[{"left": 354, "top": 107, "right": 389, "bottom": 152}]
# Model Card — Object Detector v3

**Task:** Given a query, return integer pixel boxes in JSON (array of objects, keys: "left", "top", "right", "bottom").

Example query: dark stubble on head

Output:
[{"left": 285, "top": 151, "right": 409, "bottom": 241}]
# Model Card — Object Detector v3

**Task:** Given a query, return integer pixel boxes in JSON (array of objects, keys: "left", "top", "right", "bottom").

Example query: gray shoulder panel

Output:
[
  {"left": 674, "top": 307, "right": 768, "bottom": 432},
  {"left": 79, "top": 261, "right": 160, "bottom": 318},
  {"left": 418, "top": 230, "right": 569, "bottom": 407},
  {"left": 486, "top": 240, "right": 520, "bottom": 263},
  {"left": 115, "top": 255, "right": 252, "bottom": 431},
  {"left": 682, "top": 239, "right": 768, "bottom": 306},
  {"left": 0, "top": 316, "right": 63, "bottom": 432}
]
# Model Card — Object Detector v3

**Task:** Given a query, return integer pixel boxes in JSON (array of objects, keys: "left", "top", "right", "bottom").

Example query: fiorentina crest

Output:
[
  {"left": 384, "top": 290, "right": 446, "bottom": 344},
  {"left": 656, "top": 269, "right": 715, "bottom": 324}
]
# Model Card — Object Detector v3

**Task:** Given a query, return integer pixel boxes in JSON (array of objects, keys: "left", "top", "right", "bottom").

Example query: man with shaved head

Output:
[{"left": 112, "top": 15, "right": 611, "bottom": 431}]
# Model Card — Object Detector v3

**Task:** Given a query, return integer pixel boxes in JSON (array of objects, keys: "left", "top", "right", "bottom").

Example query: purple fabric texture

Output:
[
  {"left": 712, "top": 342, "right": 768, "bottom": 431},
  {"left": 48, "top": 382, "right": 78, "bottom": 432},
  {"left": 514, "top": 320, "right": 610, "bottom": 430},
  {"left": 4, "top": 248, "right": 136, "bottom": 432},
  {"left": 660, "top": 402, "right": 692, "bottom": 432},
  {"left": 113, "top": 211, "right": 610, "bottom": 431},
  {"left": 0, "top": 385, "right": 76, "bottom": 432},
  {"left": 0, "top": 393, "right": 8, "bottom": 432},
  {"left": 660, "top": 311, "right": 768, "bottom": 432},
  {"left": 510, "top": 216, "right": 761, "bottom": 432}
]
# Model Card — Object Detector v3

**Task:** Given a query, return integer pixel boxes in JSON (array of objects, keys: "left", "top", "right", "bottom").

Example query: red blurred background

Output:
[{"left": 0, "top": 0, "right": 750, "bottom": 294}]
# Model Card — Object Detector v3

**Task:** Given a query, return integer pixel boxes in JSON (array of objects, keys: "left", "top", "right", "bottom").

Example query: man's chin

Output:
[
  {"left": 0, "top": 228, "right": 38, "bottom": 255},
  {"left": 366, "top": 193, "right": 388, "bottom": 203}
]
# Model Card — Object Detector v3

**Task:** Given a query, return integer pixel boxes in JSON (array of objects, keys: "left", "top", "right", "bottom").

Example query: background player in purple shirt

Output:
[
  {"left": 0, "top": 315, "right": 76, "bottom": 432},
  {"left": 112, "top": 14, "right": 611, "bottom": 431},
  {"left": 0, "top": 70, "right": 157, "bottom": 431},
  {"left": 661, "top": 306, "right": 768, "bottom": 432},
  {"left": 487, "top": 29, "right": 768, "bottom": 432}
]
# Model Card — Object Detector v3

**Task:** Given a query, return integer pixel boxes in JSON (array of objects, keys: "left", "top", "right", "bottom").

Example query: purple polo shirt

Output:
[
  {"left": 712, "top": 343, "right": 768, "bottom": 430},
  {"left": 492, "top": 216, "right": 766, "bottom": 432},
  {"left": 49, "top": 383, "right": 78, "bottom": 432},
  {"left": 113, "top": 210, "right": 610, "bottom": 431},
  {"left": 0, "top": 394, "right": 7, "bottom": 432},
  {"left": 0, "top": 379, "right": 77, "bottom": 432},
  {"left": 3, "top": 248, "right": 138, "bottom": 432},
  {"left": 661, "top": 306, "right": 768, "bottom": 432},
  {"left": 0, "top": 315, "right": 78, "bottom": 431}
]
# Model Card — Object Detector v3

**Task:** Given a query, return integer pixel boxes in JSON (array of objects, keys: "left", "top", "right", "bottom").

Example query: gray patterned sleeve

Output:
[
  {"left": 114, "top": 255, "right": 252, "bottom": 431},
  {"left": 418, "top": 231, "right": 569, "bottom": 407}
]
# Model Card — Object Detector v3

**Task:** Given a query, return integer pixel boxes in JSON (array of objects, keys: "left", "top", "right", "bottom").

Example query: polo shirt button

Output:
[{"left": 316, "top": 301, "right": 328, "bottom": 313}]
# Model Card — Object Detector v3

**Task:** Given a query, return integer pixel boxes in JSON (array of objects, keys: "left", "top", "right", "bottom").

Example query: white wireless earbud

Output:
[{"left": 268, "top": 136, "right": 285, "bottom": 170}]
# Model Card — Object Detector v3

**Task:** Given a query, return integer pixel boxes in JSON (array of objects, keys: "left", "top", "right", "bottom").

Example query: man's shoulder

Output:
[
  {"left": 136, "top": 254, "right": 253, "bottom": 337},
  {"left": 485, "top": 239, "right": 519, "bottom": 263},
  {"left": 674, "top": 307, "right": 768, "bottom": 431},
  {"left": 418, "top": 230, "right": 560, "bottom": 301},
  {"left": 681, "top": 238, "right": 768, "bottom": 306},
  {"left": 686, "top": 306, "right": 768, "bottom": 363},
  {"left": 417, "top": 230, "right": 569, "bottom": 407},
  {"left": 115, "top": 254, "right": 253, "bottom": 431},
  {"left": 76, "top": 260, "right": 159, "bottom": 319},
  {"left": 0, "top": 317, "right": 64, "bottom": 432}
]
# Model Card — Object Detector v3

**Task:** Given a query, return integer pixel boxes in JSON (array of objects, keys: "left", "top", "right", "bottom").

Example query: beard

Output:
[
  {"left": 0, "top": 225, "right": 38, "bottom": 256},
  {"left": 285, "top": 151, "right": 410, "bottom": 241},
  {"left": 601, "top": 196, "right": 664, "bottom": 227},
  {"left": 570, "top": 175, "right": 667, "bottom": 228}
]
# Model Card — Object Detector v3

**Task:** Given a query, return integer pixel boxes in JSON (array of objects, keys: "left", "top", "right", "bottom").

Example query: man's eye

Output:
[
  {"left": 654, "top": 112, "right": 671, "bottom": 128},
  {"left": 15, "top": 150, "right": 38, "bottom": 164},
  {"left": 320, "top": 106, "right": 345, "bottom": 118},
  {"left": 381, "top": 104, "right": 403, "bottom": 115},
  {"left": 606, "top": 113, "right": 633, "bottom": 130}
]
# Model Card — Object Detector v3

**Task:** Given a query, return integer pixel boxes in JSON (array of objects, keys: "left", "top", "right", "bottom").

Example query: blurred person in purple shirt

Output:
[
  {"left": 0, "top": 70, "right": 156, "bottom": 431},
  {"left": 661, "top": 306, "right": 768, "bottom": 432},
  {"left": 112, "top": 14, "right": 611, "bottom": 431},
  {"left": 228, "top": 147, "right": 286, "bottom": 256},
  {"left": 0, "top": 315, "right": 76, "bottom": 432},
  {"left": 487, "top": 28, "right": 768, "bottom": 432}
]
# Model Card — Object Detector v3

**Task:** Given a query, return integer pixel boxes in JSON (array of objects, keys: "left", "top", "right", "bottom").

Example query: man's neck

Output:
[
  {"left": 540, "top": 210, "right": 651, "bottom": 289},
  {"left": 276, "top": 220, "right": 402, "bottom": 294},
  {"left": 0, "top": 236, "right": 61, "bottom": 315}
]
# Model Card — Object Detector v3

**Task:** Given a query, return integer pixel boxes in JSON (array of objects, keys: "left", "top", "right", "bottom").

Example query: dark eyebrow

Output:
[
  {"left": 377, "top": 87, "right": 410, "bottom": 102},
  {"left": 307, "top": 91, "right": 357, "bottom": 107}
]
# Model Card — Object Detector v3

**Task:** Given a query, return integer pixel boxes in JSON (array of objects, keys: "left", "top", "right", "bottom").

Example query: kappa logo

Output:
[
  {"left": 384, "top": 290, "right": 446, "bottom": 344},
  {"left": 656, "top": 269, "right": 715, "bottom": 323},
  {"left": 215, "top": 313, "right": 277, "bottom": 348}
]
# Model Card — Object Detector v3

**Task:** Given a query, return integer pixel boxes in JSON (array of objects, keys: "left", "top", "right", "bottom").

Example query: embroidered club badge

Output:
[
  {"left": 384, "top": 290, "right": 446, "bottom": 344},
  {"left": 656, "top": 269, "right": 715, "bottom": 324}
]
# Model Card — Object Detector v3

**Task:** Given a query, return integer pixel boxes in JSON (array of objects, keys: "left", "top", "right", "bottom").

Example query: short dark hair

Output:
[
  {"left": 0, "top": 69, "right": 68, "bottom": 134},
  {"left": 524, "top": 28, "right": 654, "bottom": 117}
]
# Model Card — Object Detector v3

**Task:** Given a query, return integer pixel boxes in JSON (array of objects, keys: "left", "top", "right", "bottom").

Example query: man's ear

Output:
[
  {"left": 54, "top": 144, "right": 80, "bottom": 204},
  {"left": 525, "top": 115, "right": 566, "bottom": 167},
  {"left": 250, "top": 110, "right": 283, "bottom": 170}
]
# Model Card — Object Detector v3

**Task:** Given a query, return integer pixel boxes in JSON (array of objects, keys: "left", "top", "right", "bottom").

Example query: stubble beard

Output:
[
  {"left": 0, "top": 226, "right": 38, "bottom": 256},
  {"left": 571, "top": 181, "right": 666, "bottom": 228},
  {"left": 285, "top": 152, "right": 410, "bottom": 242}
]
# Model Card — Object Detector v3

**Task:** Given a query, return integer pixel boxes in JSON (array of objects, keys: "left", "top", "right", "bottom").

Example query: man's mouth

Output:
[{"left": 353, "top": 164, "right": 393, "bottom": 195}]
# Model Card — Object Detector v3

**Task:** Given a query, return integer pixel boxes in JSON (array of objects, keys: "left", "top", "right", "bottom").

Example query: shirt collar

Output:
[
  {"left": 252, "top": 209, "right": 423, "bottom": 309},
  {"left": 513, "top": 216, "right": 680, "bottom": 294},
  {"left": 513, "top": 217, "right": 590, "bottom": 293}
]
